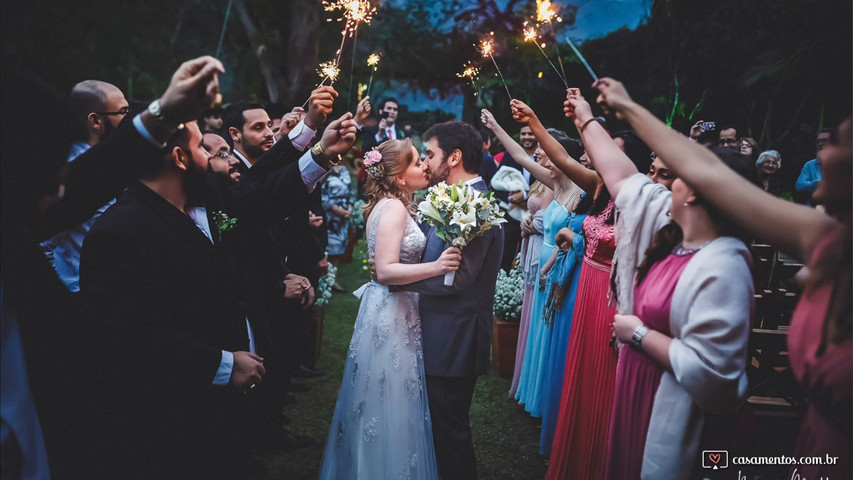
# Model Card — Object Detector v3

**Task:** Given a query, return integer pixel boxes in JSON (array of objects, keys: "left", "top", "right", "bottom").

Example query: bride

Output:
[{"left": 319, "top": 138, "right": 462, "bottom": 479}]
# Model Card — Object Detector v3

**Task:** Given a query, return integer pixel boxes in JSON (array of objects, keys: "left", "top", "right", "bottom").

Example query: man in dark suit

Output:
[
  {"left": 404, "top": 121, "right": 504, "bottom": 480},
  {"left": 361, "top": 97, "right": 408, "bottom": 151},
  {"left": 78, "top": 56, "right": 357, "bottom": 477}
]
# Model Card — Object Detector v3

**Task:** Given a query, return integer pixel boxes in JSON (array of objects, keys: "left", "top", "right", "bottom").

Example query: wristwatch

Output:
[
  {"left": 311, "top": 142, "right": 341, "bottom": 168},
  {"left": 147, "top": 99, "right": 165, "bottom": 120},
  {"left": 631, "top": 324, "right": 650, "bottom": 347}
]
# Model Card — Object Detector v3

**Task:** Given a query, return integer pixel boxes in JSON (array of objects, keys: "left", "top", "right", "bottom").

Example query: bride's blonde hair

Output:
[{"left": 362, "top": 138, "right": 417, "bottom": 220}]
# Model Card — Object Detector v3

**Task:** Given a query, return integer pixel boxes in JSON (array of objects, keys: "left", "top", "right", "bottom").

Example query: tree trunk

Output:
[{"left": 232, "top": 0, "right": 320, "bottom": 104}]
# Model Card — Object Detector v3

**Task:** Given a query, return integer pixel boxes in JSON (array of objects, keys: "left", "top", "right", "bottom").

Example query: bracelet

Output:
[{"left": 579, "top": 117, "right": 597, "bottom": 133}]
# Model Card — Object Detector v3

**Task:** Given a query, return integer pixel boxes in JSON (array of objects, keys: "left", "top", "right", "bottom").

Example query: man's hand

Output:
[
  {"left": 319, "top": 112, "right": 358, "bottom": 159},
  {"left": 301, "top": 286, "right": 316, "bottom": 309},
  {"left": 355, "top": 96, "right": 371, "bottom": 126},
  {"left": 158, "top": 56, "right": 225, "bottom": 124},
  {"left": 230, "top": 351, "right": 265, "bottom": 393},
  {"left": 275, "top": 107, "right": 306, "bottom": 142},
  {"left": 510, "top": 99, "right": 538, "bottom": 124},
  {"left": 367, "top": 253, "right": 377, "bottom": 281},
  {"left": 283, "top": 273, "right": 311, "bottom": 300},
  {"left": 305, "top": 86, "right": 337, "bottom": 130},
  {"left": 592, "top": 78, "right": 634, "bottom": 120},
  {"left": 308, "top": 210, "right": 324, "bottom": 228},
  {"left": 689, "top": 119, "right": 705, "bottom": 140}
]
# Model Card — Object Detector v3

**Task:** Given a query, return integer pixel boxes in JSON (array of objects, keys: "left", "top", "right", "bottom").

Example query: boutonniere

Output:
[{"left": 212, "top": 210, "right": 238, "bottom": 233}]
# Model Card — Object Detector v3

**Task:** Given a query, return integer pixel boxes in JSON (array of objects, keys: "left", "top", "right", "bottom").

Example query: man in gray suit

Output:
[{"left": 404, "top": 121, "right": 504, "bottom": 479}]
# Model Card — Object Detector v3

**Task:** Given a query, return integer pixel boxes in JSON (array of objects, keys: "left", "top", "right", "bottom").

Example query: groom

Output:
[{"left": 404, "top": 121, "right": 504, "bottom": 479}]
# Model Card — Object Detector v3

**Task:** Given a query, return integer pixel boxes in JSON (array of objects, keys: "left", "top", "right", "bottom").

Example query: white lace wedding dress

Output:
[{"left": 319, "top": 198, "right": 439, "bottom": 480}]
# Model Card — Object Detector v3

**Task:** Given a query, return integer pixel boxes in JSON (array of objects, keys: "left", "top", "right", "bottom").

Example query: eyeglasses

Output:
[
  {"left": 211, "top": 150, "right": 233, "bottom": 160},
  {"left": 717, "top": 138, "right": 739, "bottom": 146},
  {"left": 96, "top": 107, "right": 130, "bottom": 116}
]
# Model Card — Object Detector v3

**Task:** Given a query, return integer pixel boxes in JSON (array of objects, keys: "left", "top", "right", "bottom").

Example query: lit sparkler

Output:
[
  {"left": 324, "top": 0, "right": 376, "bottom": 66},
  {"left": 535, "top": 0, "right": 568, "bottom": 85},
  {"left": 365, "top": 53, "right": 381, "bottom": 98},
  {"left": 317, "top": 60, "right": 341, "bottom": 84},
  {"left": 523, "top": 24, "right": 567, "bottom": 87},
  {"left": 479, "top": 38, "right": 512, "bottom": 100},
  {"left": 457, "top": 63, "right": 483, "bottom": 105}
]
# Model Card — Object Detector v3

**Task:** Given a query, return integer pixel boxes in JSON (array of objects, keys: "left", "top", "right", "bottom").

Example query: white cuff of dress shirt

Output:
[
  {"left": 132, "top": 114, "right": 166, "bottom": 149},
  {"left": 213, "top": 350, "right": 233, "bottom": 385},
  {"left": 354, "top": 121, "right": 364, "bottom": 131},
  {"left": 299, "top": 150, "right": 330, "bottom": 193},
  {"left": 287, "top": 120, "right": 316, "bottom": 152}
]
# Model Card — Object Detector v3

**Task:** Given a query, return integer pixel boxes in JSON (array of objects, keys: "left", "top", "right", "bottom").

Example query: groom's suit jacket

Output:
[{"left": 405, "top": 179, "right": 504, "bottom": 377}]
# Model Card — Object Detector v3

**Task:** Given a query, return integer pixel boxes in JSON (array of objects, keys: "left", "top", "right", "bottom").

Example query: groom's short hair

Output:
[{"left": 422, "top": 121, "right": 482, "bottom": 174}]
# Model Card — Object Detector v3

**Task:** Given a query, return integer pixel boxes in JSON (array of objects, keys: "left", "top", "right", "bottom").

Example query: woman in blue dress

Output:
[
  {"left": 538, "top": 196, "right": 586, "bottom": 455},
  {"left": 481, "top": 109, "right": 582, "bottom": 417}
]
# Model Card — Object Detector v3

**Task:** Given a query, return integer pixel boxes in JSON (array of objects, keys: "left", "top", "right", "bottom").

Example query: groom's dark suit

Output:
[{"left": 405, "top": 178, "right": 504, "bottom": 479}]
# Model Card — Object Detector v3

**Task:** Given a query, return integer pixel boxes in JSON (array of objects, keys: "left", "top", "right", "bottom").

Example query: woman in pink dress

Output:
[
  {"left": 563, "top": 90, "right": 757, "bottom": 478},
  {"left": 595, "top": 78, "right": 851, "bottom": 479}
]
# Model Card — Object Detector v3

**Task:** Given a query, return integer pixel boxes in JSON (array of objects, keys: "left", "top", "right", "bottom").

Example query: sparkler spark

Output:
[
  {"left": 366, "top": 53, "right": 381, "bottom": 68},
  {"left": 523, "top": 23, "right": 567, "bottom": 87},
  {"left": 323, "top": 0, "right": 376, "bottom": 36},
  {"left": 523, "top": 26, "right": 538, "bottom": 43},
  {"left": 536, "top": 0, "right": 557, "bottom": 23},
  {"left": 479, "top": 39, "right": 494, "bottom": 58},
  {"left": 317, "top": 61, "right": 341, "bottom": 82},
  {"left": 457, "top": 64, "right": 480, "bottom": 82}
]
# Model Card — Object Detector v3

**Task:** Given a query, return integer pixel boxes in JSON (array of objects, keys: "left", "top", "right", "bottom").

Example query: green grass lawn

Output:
[{"left": 265, "top": 240, "right": 548, "bottom": 479}]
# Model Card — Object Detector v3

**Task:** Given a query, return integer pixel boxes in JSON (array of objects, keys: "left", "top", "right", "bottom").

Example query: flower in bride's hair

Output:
[
  {"left": 364, "top": 149, "right": 382, "bottom": 166},
  {"left": 365, "top": 149, "right": 384, "bottom": 179}
]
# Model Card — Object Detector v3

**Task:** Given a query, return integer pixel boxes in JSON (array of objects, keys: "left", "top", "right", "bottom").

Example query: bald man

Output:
[{"left": 67, "top": 80, "right": 129, "bottom": 161}]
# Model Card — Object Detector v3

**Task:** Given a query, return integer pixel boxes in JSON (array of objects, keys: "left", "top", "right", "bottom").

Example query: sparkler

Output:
[
  {"left": 365, "top": 53, "right": 381, "bottom": 98},
  {"left": 457, "top": 63, "right": 483, "bottom": 106},
  {"left": 301, "top": 60, "right": 342, "bottom": 109},
  {"left": 565, "top": 36, "right": 599, "bottom": 81},
  {"left": 323, "top": 0, "right": 376, "bottom": 66},
  {"left": 535, "top": 0, "right": 568, "bottom": 85},
  {"left": 479, "top": 38, "right": 512, "bottom": 100},
  {"left": 523, "top": 24, "right": 567, "bottom": 88}
]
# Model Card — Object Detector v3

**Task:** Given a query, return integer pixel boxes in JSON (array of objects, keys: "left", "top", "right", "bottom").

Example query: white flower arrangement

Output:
[
  {"left": 417, "top": 181, "right": 506, "bottom": 285},
  {"left": 493, "top": 259, "right": 524, "bottom": 322},
  {"left": 315, "top": 262, "right": 338, "bottom": 307}
]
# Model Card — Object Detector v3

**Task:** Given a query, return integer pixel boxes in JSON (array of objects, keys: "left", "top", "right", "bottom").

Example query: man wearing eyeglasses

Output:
[
  {"left": 203, "top": 132, "right": 242, "bottom": 183},
  {"left": 717, "top": 125, "right": 740, "bottom": 150},
  {"left": 67, "top": 80, "right": 129, "bottom": 162}
]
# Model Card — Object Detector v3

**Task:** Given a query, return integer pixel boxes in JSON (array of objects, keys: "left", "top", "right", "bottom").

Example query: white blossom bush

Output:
[
  {"left": 493, "top": 260, "right": 524, "bottom": 322},
  {"left": 315, "top": 262, "right": 338, "bottom": 307}
]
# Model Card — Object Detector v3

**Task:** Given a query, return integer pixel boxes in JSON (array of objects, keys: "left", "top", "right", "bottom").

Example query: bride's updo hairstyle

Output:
[{"left": 362, "top": 138, "right": 417, "bottom": 220}]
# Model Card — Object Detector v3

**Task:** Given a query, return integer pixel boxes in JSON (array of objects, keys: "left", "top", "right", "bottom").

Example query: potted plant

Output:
[{"left": 492, "top": 260, "right": 524, "bottom": 378}]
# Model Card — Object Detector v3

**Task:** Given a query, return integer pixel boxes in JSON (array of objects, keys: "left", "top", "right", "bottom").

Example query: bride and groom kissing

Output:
[{"left": 319, "top": 121, "right": 504, "bottom": 479}]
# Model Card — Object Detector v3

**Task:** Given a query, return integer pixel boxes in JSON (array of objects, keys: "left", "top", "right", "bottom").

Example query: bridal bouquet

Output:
[{"left": 417, "top": 181, "right": 506, "bottom": 286}]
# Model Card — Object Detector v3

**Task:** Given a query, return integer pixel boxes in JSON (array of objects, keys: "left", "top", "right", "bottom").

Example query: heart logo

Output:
[{"left": 708, "top": 453, "right": 721, "bottom": 464}]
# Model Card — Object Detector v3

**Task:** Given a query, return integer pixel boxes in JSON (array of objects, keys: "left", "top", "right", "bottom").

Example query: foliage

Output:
[
  {"left": 493, "top": 257, "right": 524, "bottom": 322},
  {"left": 315, "top": 261, "right": 338, "bottom": 307}
]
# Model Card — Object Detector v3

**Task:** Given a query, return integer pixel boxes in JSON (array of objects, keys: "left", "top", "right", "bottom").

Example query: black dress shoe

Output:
[
  {"left": 294, "top": 364, "right": 326, "bottom": 378},
  {"left": 289, "top": 378, "right": 309, "bottom": 392}
]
